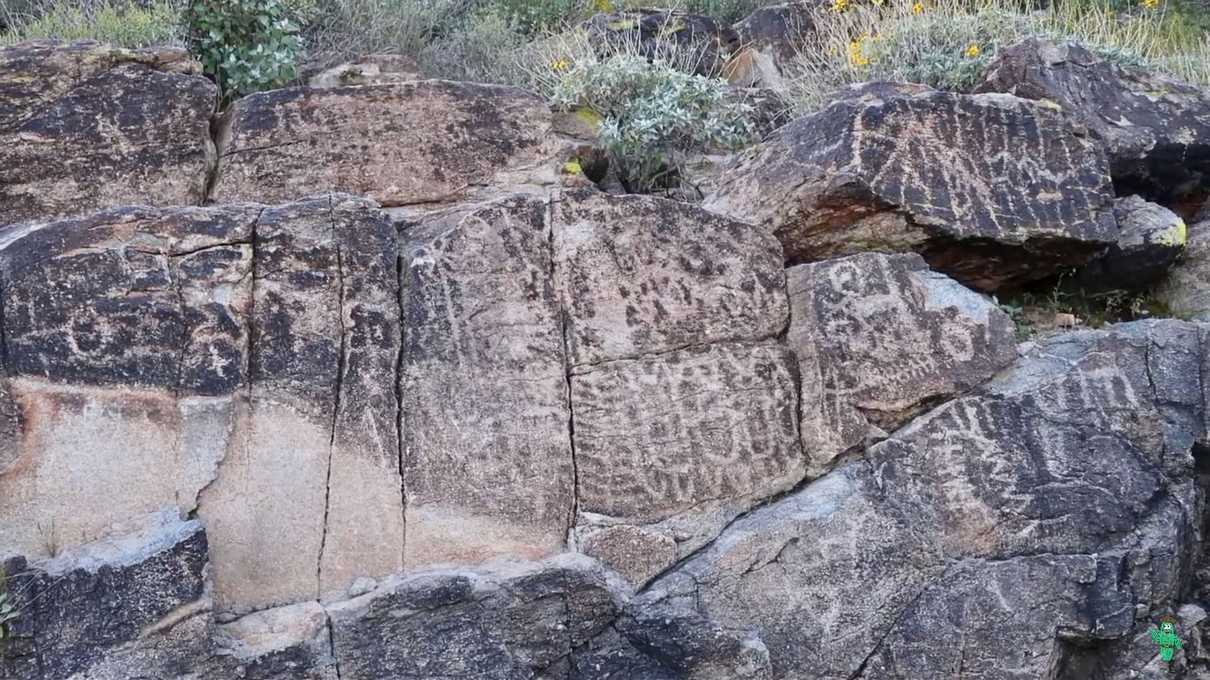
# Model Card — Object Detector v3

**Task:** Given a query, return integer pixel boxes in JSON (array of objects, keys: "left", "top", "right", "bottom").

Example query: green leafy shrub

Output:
[
  {"left": 303, "top": 0, "right": 472, "bottom": 67},
  {"left": 491, "top": 0, "right": 588, "bottom": 34},
  {"left": 538, "top": 48, "right": 755, "bottom": 192},
  {"left": 185, "top": 0, "right": 302, "bottom": 101},
  {"left": 0, "top": 0, "right": 184, "bottom": 48}
]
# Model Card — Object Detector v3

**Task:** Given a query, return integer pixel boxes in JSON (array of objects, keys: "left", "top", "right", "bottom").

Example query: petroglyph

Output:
[
  {"left": 570, "top": 341, "right": 803, "bottom": 582},
  {"left": 704, "top": 86, "right": 1117, "bottom": 290},
  {"left": 400, "top": 195, "right": 574, "bottom": 569},
  {"left": 789, "top": 253, "right": 1015, "bottom": 475}
]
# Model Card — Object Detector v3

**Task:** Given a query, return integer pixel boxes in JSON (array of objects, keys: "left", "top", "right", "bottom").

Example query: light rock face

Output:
[
  {"left": 621, "top": 320, "right": 1205, "bottom": 679},
  {"left": 979, "top": 38, "right": 1210, "bottom": 205},
  {"left": 201, "top": 195, "right": 404, "bottom": 613},
  {"left": 726, "top": 4, "right": 813, "bottom": 89},
  {"left": 0, "top": 41, "right": 216, "bottom": 227},
  {"left": 703, "top": 85, "right": 1119, "bottom": 291},
  {"left": 212, "top": 80, "right": 564, "bottom": 207},
  {"left": 787, "top": 252, "right": 1017, "bottom": 475},
  {"left": 400, "top": 195, "right": 574, "bottom": 568}
]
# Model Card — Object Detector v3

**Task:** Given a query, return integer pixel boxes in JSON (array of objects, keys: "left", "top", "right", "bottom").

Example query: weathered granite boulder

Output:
[
  {"left": 787, "top": 252, "right": 1017, "bottom": 475},
  {"left": 553, "top": 189, "right": 787, "bottom": 367},
  {"left": 703, "top": 85, "right": 1119, "bottom": 291},
  {"left": 400, "top": 195, "right": 574, "bottom": 568},
  {"left": 212, "top": 80, "right": 565, "bottom": 208},
  {"left": 1069, "top": 194, "right": 1187, "bottom": 292},
  {"left": 200, "top": 195, "right": 404, "bottom": 613},
  {"left": 1156, "top": 200, "right": 1210, "bottom": 320},
  {"left": 979, "top": 38, "right": 1210, "bottom": 206},
  {"left": 581, "top": 10, "right": 739, "bottom": 77},
  {"left": 0, "top": 41, "right": 216, "bottom": 227},
  {"left": 621, "top": 320, "right": 1205, "bottom": 679}
]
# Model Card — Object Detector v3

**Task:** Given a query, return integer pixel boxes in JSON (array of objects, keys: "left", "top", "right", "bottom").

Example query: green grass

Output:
[{"left": 0, "top": 0, "right": 185, "bottom": 48}]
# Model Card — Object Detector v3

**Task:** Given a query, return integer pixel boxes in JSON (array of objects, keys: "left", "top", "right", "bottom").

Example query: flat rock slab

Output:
[
  {"left": 623, "top": 320, "right": 1205, "bottom": 679},
  {"left": 788, "top": 252, "right": 1016, "bottom": 475},
  {"left": 0, "top": 41, "right": 216, "bottom": 227},
  {"left": 1155, "top": 210, "right": 1210, "bottom": 320},
  {"left": 553, "top": 189, "right": 787, "bottom": 367},
  {"left": 1070, "top": 194, "right": 1188, "bottom": 291},
  {"left": 571, "top": 341, "right": 803, "bottom": 585},
  {"left": 703, "top": 86, "right": 1118, "bottom": 291},
  {"left": 212, "top": 80, "right": 562, "bottom": 207},
  {"left": 979, "top": 38, "right": 1210, "bottom": 205},
  {"left": 400, "top": 195, "right": 573, "bottom": 569}
]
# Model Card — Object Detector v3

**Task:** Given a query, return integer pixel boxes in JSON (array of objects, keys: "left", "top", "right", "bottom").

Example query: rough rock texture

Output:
[
  {"left": 0, "top": 514, "right": 209, "bottom": 680},
  {"left": 0, "top": 205, "right": 256, "bottom": 560},
  {"left": 703, "top": 85, "right": 1119, "bottom": 291},
  {"left": 0, "top": 40, "right": 216, "bottom": 226},
  {"left": 1156, "top": 204, "right": 1210, "bottom": 320},
  {"left": 554, "top": 189, "right": 787, "bottom": 367},
  {"left": 787, "top": 252, "right": 1017, "bottom": 475},
  {"left": 979, "top": 38, "right": 1210, "bottom": 206},
  {"left": 581, "top": 10, "right": 739, "bottom": 77},
  {"left": 725, "top": 4, "right": 813, "bottom": 89},
  {"left": 571, "top": 342, "right": 803, "bottom": 586},
  {"left": 327, "top": 554, "right": 622, "bottom": 680},
  {"left": 200, "top": 195, "right": 403, "bottom": 613},
  {"left": 1071, "top": 194, "right": 1188, "bottom": 292},
  {"left": 620, "top": 320, "right": 1205, "bottom": 679},
  {"left": 212, "top": 80, "right": 565, "bottom": 208},
  {"left": 400, "top": 195, "right": 573, "bottom": 568}
]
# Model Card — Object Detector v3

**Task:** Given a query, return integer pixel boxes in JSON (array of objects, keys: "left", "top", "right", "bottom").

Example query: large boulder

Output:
[
  {"left": 399, "top": 195, "right": 574, "bottom": 569},
  {"left": 979, "top": 38, "right": 1210, "bottom": 207},
  {"left": 0, "top": 41, "right": 217, "bottom": 227},
  {"left": 725, "top": 3, "right": 814, "bottom": 89},
  {"left": 619, "top": 320, "right": 1206, "bottom": 679},
  {"left": 703, "top": 85, "right": 1119, "bottom": 291},
  {"left": 211, "top": 80, "right": 566, "bottom": 208},
  {"left": 787, "top": 252, "right": 1017, "bottom": 475}
]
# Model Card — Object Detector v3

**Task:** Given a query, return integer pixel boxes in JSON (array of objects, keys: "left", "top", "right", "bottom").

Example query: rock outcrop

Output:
[
  {"left": 979, "top": 38, "right": 1210, "bottom": 208},
  {"left": 581, "top": 10, "right": 739, "bottom": 77},
  {"left": 4, "top": 36, "right": 1210, "bottom": 680},
  {"left": 1156, "top": 200, "right": 1210, "bottom": 320},
  {"left": 0, "top": 41, "right": 217, "bottom": 226},
  {"left": 703, "top": 85, "right": 1119, "bottom": 291}
]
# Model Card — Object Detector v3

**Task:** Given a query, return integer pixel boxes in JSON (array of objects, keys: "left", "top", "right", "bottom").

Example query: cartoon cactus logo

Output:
[{"left": 1149, "top": 616, "right": 1184, "bottom": 663}]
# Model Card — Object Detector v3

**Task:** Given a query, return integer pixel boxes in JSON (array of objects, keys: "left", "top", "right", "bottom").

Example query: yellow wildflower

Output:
[
  {"left": 551, "top": 57, "right": 571, "bottom": 72},
  {"left": 848, "top": 37, "right": 871, "bottom": 67},
  {"left": 872, "top": 0, "right": 884, "bottom": 5},
  {"left": 592, "top": 0, "right": 614, "bottom": 10},
  {"left": 964, "top": 42, "right": 980, "bottom": 58},
  {"left": 912, "top": 1, "right": 924, "bottom": 14},
  {"left": 1141, "top": 0, "right": 1160, "bottom": 8},
  {"left": 831, "top": 0, "right": 849, "bottom": 12}
]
